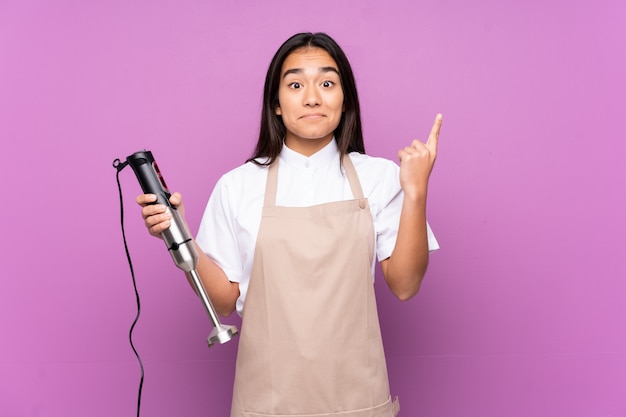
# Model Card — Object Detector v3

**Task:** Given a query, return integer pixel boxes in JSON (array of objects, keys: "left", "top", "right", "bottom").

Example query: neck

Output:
[{"left": 284, "top": 134, "right": 334, "bottom": 157}]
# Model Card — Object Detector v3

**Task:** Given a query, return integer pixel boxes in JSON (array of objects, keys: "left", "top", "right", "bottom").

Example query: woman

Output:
[{"left": 138, "top": 32, "right": 441, "bottom": 417}]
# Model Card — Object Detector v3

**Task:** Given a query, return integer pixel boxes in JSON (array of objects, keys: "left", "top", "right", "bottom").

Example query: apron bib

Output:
[{"left": 230, "top": 155, "right": 399, "bottom": 417}]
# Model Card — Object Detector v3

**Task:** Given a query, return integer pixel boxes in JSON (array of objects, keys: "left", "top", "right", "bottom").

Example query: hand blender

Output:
[{"left": 126, "top": 150, "right": 238, "bottom": 347}]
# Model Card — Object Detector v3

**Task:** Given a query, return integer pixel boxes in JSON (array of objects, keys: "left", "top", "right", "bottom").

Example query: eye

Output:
[
  {"left": 288, "top": 82, "right": 302, "bottom": 89},
  {"left": 322, "top": 80, "right": 334, "bottom": 88}
]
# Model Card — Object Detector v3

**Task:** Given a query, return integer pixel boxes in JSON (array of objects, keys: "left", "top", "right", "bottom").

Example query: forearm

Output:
[
  {"left": 381, "top": 191, "right": 429, "bottom": 301},
  {"left": 185, "top": 241, "right": 240, "bottom": 317}
]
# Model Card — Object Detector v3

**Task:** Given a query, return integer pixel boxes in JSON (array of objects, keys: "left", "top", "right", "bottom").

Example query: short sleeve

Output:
[
  {"left": 372, "top": 162, "right": 439, "bottom": 262},
  {"left": 195, "top": 177, "right": 243, "bottom": 284}
]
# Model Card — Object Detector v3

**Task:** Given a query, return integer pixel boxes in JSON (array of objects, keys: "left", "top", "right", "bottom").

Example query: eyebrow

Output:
[{"left": 282, "top": 66, "right": 340, "bottom": 79}]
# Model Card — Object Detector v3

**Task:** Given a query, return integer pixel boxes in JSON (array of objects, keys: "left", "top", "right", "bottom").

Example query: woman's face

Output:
[{"left": 276, "top": 47, "right": 344, "bottom": 156}]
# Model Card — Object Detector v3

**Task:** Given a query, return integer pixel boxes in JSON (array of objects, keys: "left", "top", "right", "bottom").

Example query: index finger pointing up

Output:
[{"left": 426, "top": 113, "right": 443, "bottom": 149}]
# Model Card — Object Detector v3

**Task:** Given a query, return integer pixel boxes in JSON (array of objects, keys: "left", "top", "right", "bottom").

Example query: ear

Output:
[{"left": 275, "top": 106, "right": 282, "bottom": 116}]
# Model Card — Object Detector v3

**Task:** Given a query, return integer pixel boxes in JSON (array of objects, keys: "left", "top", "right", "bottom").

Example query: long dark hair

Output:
[{"left": 248, "top": 32, "right": 365, "bottom": 165}]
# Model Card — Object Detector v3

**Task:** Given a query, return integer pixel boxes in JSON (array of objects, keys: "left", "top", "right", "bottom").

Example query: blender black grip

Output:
[
  {"left": 126, "top": 150, "right": 172, "bottom": 206},
  {"left": 125, "top": 150, "right": 238, "bottom": 347}
]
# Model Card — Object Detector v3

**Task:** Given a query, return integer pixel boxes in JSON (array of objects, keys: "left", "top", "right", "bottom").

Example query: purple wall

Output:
[{"left": 1, "top": 1, "right": 625, "bottom": 416}]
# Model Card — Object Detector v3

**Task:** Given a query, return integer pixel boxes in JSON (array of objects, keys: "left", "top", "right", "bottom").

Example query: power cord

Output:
[{"left": 113, "top": 158, "right": 144, "bottom": 417}]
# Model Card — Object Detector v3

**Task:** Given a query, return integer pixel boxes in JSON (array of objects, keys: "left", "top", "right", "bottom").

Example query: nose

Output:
[{"left": 303, "top": 86, "right": 321, "bottom": 107}]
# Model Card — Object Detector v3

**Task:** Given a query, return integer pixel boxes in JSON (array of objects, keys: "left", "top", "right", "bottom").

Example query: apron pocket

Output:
[{"left": 242, "top": 395, "right": 399, "bottom": 417}]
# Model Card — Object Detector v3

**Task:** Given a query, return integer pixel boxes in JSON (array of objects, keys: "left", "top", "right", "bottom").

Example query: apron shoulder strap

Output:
[
  {"left": 264, "top": 161, "right": 279, "bottom": 208},
  {"left": 342, "top": 154, "right": 365, "bottom": 200}
]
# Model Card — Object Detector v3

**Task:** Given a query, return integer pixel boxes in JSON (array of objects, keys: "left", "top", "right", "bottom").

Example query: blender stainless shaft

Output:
[
  {"left": 188, "top": 269, "right": 239, "bottom": 346},
  {"left": 162, "top": 206, "right": 238, "bottom": 347}
]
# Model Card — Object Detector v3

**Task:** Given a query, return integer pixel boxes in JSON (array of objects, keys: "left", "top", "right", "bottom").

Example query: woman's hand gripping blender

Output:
[{"left": 130, "top": 151, "right": 239, "bottom": 347}]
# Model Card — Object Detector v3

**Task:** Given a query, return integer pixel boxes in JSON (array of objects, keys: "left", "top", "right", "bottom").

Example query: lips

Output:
[{"left": 299, "top": 113, "right": 325, "bottom": 119}]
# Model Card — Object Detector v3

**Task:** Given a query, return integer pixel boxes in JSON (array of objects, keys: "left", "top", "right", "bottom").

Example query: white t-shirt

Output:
[{"left": 196, "top": 140, "right": 439, "bottom": 315}]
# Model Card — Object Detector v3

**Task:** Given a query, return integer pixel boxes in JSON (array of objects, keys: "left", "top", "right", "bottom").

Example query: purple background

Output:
[{"left": 1, "top": 0, "right": 625, "bottom": 416}]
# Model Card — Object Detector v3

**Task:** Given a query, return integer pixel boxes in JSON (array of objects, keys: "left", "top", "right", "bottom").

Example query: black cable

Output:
[{"left": 113, "top": 159, "right": 144, "bottom": 417}]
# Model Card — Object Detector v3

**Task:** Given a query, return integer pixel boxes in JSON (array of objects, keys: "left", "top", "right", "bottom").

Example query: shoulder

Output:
[
  {"left": 348, "top": 152, "right": 400, "bottom": 188},
  {"left": 347, "top": 152, "right": 402, "bottom": 219},
  {"left": 205, "top": 160, "right": 268, "bottom": 219},
  {"left": 349, "top": 152, "right": 398, "bottom": 171},
  {"left": 215, "top": 160, "right": 269, "bottom": 193}
]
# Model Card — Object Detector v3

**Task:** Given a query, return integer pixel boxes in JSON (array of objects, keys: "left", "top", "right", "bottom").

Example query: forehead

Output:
[{"left": 281, "top": 47, "right": 338, "bottom": 75}]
